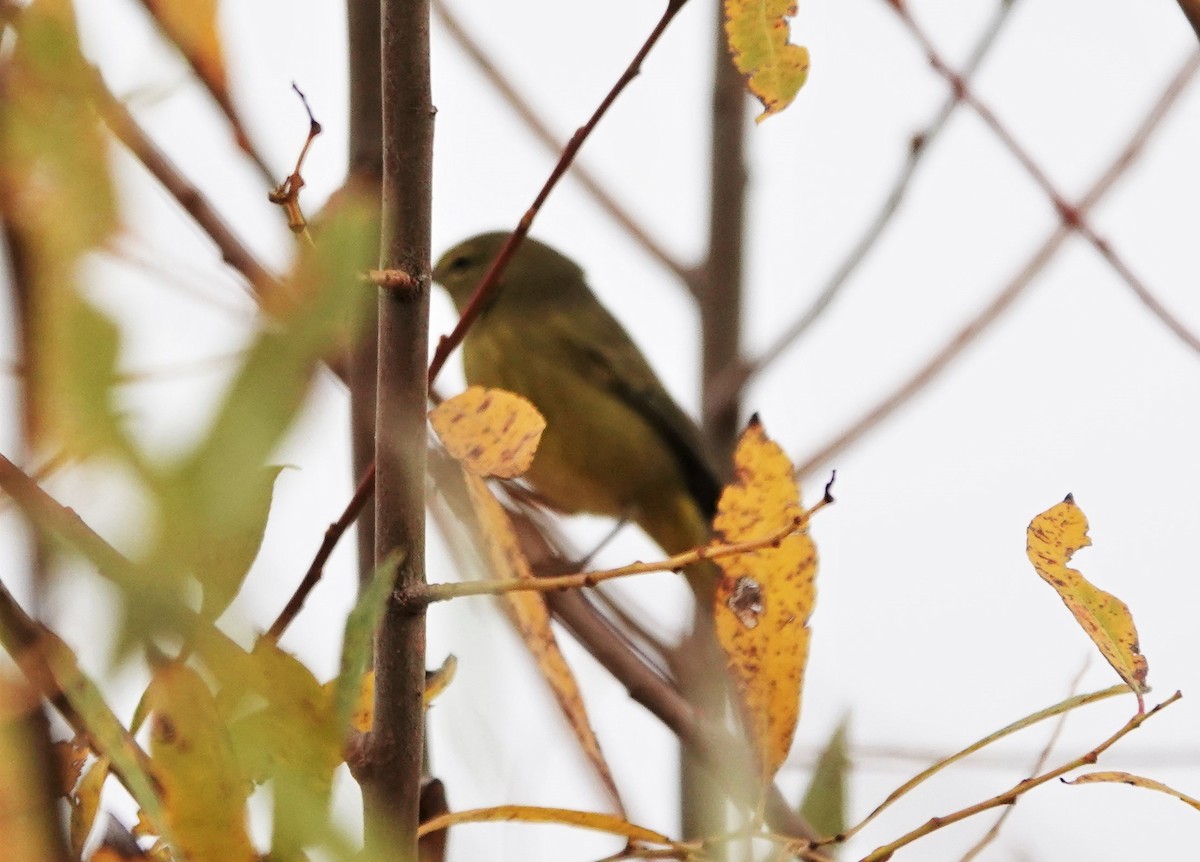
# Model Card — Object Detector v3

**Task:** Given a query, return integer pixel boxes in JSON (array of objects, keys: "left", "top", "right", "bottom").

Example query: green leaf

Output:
[
  {"left": 333, "top": 551, "right": 404, "bottom": 734},
  {"left": 799, "top": 716, "right": 850, "bottom": 841}
]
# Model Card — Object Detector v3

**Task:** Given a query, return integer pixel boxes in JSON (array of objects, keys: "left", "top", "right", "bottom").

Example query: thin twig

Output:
[
  {"left": 708, "top": 0, "right": 1024, "bottom": 413},
  {"left": 267, "top": 463, "right": 377, "bottom": 639},
  {"left": 424, "top": 502, "right": 824, "bottom": 604},
  {"left": 426, "top": 0, "right": 691, "bottom": 386},
  {"left": 91, "top": 71, "right": 284, "bottom": 299},
  {"left": 829, "top": 684, "right": 1130, "bottom": 845},
  {"left": 958, "top": 661, "right": 1089, "bottom": 862},
  {"left": 132, "top": 0, "right": 275, "bottom": 184},
  {"left": 431, "top": 0, "right": 693, "bottom": 287},
  {"left": 859, "top": 692, "right": 1183, "bottom": 862},
  {"left": 796, "top": 50, "right": 1200, "bottom": 478},
  {"left": 898, "top": 8, "right": 1200, "bottom": 356}
]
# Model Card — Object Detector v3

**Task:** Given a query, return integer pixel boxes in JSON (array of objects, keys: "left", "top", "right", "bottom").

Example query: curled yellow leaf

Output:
[
  {"left": 1027, "top": 496, "right": 1149, "bottom": 700},
  {"left": 724, "top": 0, "right": 810, "bottom": 122},
  {"left": 430, "top": 386, "right": 545, "bottom": 478},
  {"left": 712, "top": 416, "right": 817, "bottom": 779},
  {"left": 463, "top": 473, "right": 624, "bottom": 813},
  {"left": 1065, "top": 771, "right": 1200, "bottom": 812}
]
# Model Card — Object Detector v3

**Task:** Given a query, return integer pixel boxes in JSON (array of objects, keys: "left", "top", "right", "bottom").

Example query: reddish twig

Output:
[
  {"left": 132, "top": 0, "right": 275, "bottom": 184},
  {"left": 267, "top": 463, "right": 377, "bottom": 639},
  {"left": 426, "top": 0, "right": 691, "bottom": 386},
  {"left": 91, "top": 73, "right": 284, "bottom": 300},
  {"left": 796, "top": 50, "right": 1200, "bottom": 478},
  {"left": 431, "top": 0, "right": 693, "bottom": 288},
  {"left": 897, "top": 7, "right": 1200, "bottom": 355}
]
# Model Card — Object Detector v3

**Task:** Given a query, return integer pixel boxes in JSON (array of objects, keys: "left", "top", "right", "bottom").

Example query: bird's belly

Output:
[{"left": 463, "top": 338, "right": 685, "bottom": 521}]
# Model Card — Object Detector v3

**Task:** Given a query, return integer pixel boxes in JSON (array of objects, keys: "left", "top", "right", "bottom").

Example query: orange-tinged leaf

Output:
[
  {"left": 724, "top": 0, "right": 810, "bottom": 122},
  {"left": 55, "top": 736, "right": 88, "bottom": 795},
  {"left": 1065, "top": 771, "right": 1200, "bottom": 811},
  {"left": 147, "top": 663, "right": 254, "bottom": 862},
  {"left": 1027, "top": 496, "right": 1149, "bottom": 699},
  {"left": 140, "top": 0, "right": 227, "bottom": 98},
  {"left": 464, "top": 473, "right": 625, "bottom": 814},
  {"left": 712, "top": 416, "right": 816, "bottom": 780},
  {"left": 430, "top": 386, "right": 545, "bottom": 479}
]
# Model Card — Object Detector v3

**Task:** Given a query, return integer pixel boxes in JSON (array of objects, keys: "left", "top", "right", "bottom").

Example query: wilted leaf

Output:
[
  {"left": 799, "top": 718, "right": 850, "bottom": 841},
  {"left": 724, "top": 0, "right": 810, "bottom": 122},
  {"left": 1065, "top": 771, "right": 1200, "bottom": 811},
  {"left": 430, "top": 387, "right": 545, "bottom": 479},
  {"left": 464, "top": 473, "right": 625, "bottom": 814},
  {"left": 147, "top": 663, "right": 254, "bottom": 862},
  {"left": 69, "top": 757, "right": 110, "bottom": 857},
  {"left": 712, "top": 415, "right": 817, "bottom": 779},
  {"left": 55, "top": 735, "right": 88, "bottom": 795},
  {"left": 1027, "top": 496, "right": 1149, "bottom": 702},
  {"left": 1, "top": 623, "right": 166, "bottom": 837}
]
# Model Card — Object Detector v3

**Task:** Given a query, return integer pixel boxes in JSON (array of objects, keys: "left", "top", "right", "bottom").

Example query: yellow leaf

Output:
[
  {"left": 724, "top": 0, "right": 810, "bottom": 122},
  {"left": 327, "top": 654, "right": 457, "bottom": 735},
  {"left": 1065, "top": 771, "right": 1200, "bottom": 811},
  {"left": 147, "top": 663, "right": 254, "bottom": 862},
  {"left": 1027, "top": 496, "right": 1149, "bottom": 700},
  {"left": 430, "top": 386, "right": 546, "bottom": 479},
  {"left": 712, "top": 416, "right": 817, "bottom": 779},
  {"left": 464, "top": 473, "right": 625, "bottom": 814},
  {"left": 417, "top": 805, "right": 676, "bottom": 847}
]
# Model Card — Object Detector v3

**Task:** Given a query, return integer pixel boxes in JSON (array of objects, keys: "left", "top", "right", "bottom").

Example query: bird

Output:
[{"left": 432, "top": 231, "right": 722, "bottom": 562}]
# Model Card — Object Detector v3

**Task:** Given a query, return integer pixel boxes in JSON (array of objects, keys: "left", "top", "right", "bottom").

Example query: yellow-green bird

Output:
[{"left": 433, "top": 232, "right": 721, "bottom": 560}]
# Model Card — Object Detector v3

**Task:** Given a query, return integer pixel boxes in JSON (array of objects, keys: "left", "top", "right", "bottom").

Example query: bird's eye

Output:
[{"left": 447, "top": 255, "right": 472, "bottom": 272}]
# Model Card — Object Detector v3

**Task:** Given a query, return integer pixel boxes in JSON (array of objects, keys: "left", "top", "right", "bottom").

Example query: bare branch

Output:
[
  {"left": 432, "top": 0, "right": 693, "bottom": 286},
  {"left": 710, "top": 0, "right": 1023, "bottom": 409},
  {"left": 427, "top": 0, "right": 692, "bottom": 386},
  {"left": 796, "top": 50, "right": 1200, "bottom": 478}
]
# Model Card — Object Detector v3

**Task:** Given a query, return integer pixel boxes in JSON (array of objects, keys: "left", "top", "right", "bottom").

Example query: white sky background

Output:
[{"left": 2, "top": 0, "right": 1200, "bottom": 859}]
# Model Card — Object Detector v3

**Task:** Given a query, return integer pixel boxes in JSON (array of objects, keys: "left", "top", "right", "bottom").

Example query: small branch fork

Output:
[
  {"left": 856, "top": 692, "right": 1182, "bottom": 862},
  {"left": 424, "top": 483, "right": 833, "bottom": 605},
  {"left": 267, "top": 84, "right": 323, "bottom": 237},
  {"left": 797, "top": 49, "right": 1200, "bottom": 478},
  {"left": 893, "top": 6, "right": 1200, "bottom": 357}
]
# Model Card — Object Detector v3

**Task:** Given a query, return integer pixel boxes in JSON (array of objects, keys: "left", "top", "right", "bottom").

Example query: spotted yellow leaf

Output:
[
  {"left": 463, "top": 472, "right": 624, "bottom": 813},
  {"left": 724, "top": 0, "right": 810, "bottom": 122},
  {"left": 712, "top": 416, "right": 817, "bottom": 779},
  {"left": 430, "top": 386, "right": 545, "bottom": 479},
  {"left": 1027, "top": 496, "right": 1149, "bottom": 705}
]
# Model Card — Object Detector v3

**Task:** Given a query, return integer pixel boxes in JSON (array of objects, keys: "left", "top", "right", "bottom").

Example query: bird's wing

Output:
[{"left": 544, "top": 304, "right": 723, "bottom": 520}]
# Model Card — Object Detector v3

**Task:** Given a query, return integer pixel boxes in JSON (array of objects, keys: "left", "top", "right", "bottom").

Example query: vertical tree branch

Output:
[
  {"left": 681, "top": 5, "right": 749, "bottom": 845},
  {"left": 699, "top": 21, "right": 747, "bottom": 466},
  {"left": 363, "top": 0, "right": 433, "bottom": 856},
  {"left": 346, "top": 0, "right": 384, "bottom": 588}
]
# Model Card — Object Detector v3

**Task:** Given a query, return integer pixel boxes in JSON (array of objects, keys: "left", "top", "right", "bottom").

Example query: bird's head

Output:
[{"left": 433, "top": 232, "right": 585, "bottom": 312}]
